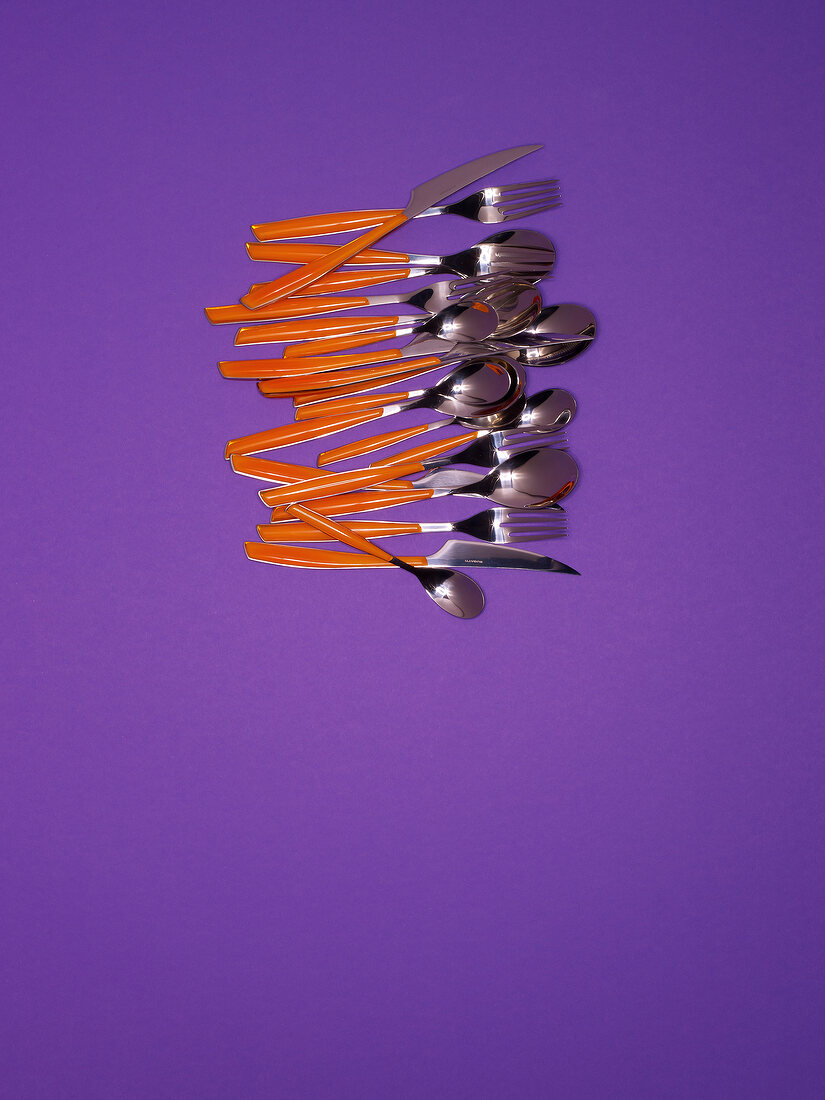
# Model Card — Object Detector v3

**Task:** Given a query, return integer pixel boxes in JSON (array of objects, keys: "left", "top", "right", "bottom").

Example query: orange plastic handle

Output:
[
  {"left": 255, "top": 356, "right": 441, "bottom": 395},
  {"left": 258, "top": 518, "right": 422, "bottom": 541},
  {"left": 205, "top": 295, "right": 373, "bottom": 325},
  {"left": 319, "top": 421, "right": 437, "bottom": 466},
  {"left": 369, "top": 431, "right": 481, "bottom": 468},
  {"left": 230, "top": 453, "right": 411, "bottom": 491},
  {"left": 264, "top": 485, "right": 433, "bottom": 515},
  {"left": 241, "top": 212, "right": 410, "bottom": 308},
  {"left": 252, "top": 209, "right": 402, "bottom": 240},
  {"left": 258, "top": 461, "right": 426, "bottom": 508},
  {"left": 224, "top": 410, "right": 384, "bottom": 458},
  {"left": 248, "top": 268, "right": 414, "bottom": 297},
  {"left": 219, "top": 349, "right": 395, "bottom": 380},
  {"left": 294, "top": 393, "right": 412, "bottom": 420},
  {"left": 283, "top": 328, "right": 400, "bottom": 358},
  {"left": 285, "top": 504, "right": 398, "bottom": 564},
  {"left": 235, "top": 315, "right": 403, "bottom": 347},
  {"left": 246, "top": 542, "right": 429, "bottom": 569},
  {"left": 246, "top": 240, "right": 411, "bottom": 265},
  {"left": 291, "top": 365, "right": 435, "bottom": 408}
]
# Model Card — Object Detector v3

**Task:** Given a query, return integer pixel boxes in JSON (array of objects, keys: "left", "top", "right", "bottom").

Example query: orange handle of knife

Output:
[
  {"left": 241, "top": 212, "right": 410, "bottom": 308},
  {"left": 230, "top": 453, "right": 411, "bottom": 490},
  {"left": 235, "top": 315, "right": 403, "bottom": 347},
  {"left": 369, "top": 431, "right": 481, "bottom": 468},
  {"left": 319, "top": 421, "right": 437, "bottom": 466},
  {"left": 294, "top": 393, "right": 412, "bottom": 420},
  {"left": 286, "top": 503, "right": 398, "bottom": 564},
  {"left": 258, "top": 518, "right": 423, "bottom": 541},
  {"left": 205, "top": 295, "right": 373, "bottom": 325},
  {"left": 224, "top": 410, "right": 384, "bottom": 458},
  {"left": 258, "top": 462, "right": 425, "bottom": 508},
  {"left": 252, "top": 209, "right": 403, "bottom": 241},
  {"left": 284, "top": 328, "right": 402, "bottom": 358},
  {"left": 246, "top": 240, "right": 411, "bottom": 265},
  {"left": 245, "top": 542, "right": 430, "bottom": 569},
  {"left": 264, "top": 485, "right": 433, "bottom": 514}
]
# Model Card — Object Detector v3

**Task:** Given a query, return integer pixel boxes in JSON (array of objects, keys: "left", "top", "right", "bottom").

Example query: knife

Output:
[
  {"left": 240, "top": 145, "right": 541, "bottom": 309},
  {"left": 245, "top": 538, "right": 578, "bottom": 573}
]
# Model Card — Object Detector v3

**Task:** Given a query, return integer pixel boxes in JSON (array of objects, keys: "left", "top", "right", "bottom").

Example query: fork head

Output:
[
  {"left": 493, "top": 506, "right": 568, "bottom": 544},
  {"left": 494, "top": 428, "right": 570, "bottom": 454},
  {"left": 482, "top": 179, "right": 563, "bottom": 223}
]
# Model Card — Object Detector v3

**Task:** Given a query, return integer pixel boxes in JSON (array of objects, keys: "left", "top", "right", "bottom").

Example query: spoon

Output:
[
  {"left": 504, "top": 304, "right": 596, "bottom": 366},
  {"left": 317, "top": 387, "right": 575, "bottom": 467},
  {"left": 284, "top": 504, "right": 485, "bottom": 620},
  {"left": 291, "top": 357, "right": 525, "bottom": 423},
  {"left": 259, "top": 446, "right": 579, "bottom": 511},
  {"left": 234, "top": 300, "right": 499, "bottom": 350},
  {"left": 223, "top": 360, "right": 525, "bottom": 459}
]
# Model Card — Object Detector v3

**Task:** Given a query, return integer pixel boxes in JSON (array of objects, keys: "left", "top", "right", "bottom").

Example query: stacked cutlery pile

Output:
[{"left": 206, "top": 145, "right": 596, "bottom": 618}]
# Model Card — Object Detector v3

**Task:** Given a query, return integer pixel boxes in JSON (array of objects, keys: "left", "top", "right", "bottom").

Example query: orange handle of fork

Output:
[
  {"left": 246, "top": 240, "right": 411, "bottom": 265},
  {"left": 251, "top": 209, "right": 403, "bottom": 240},
  {"left": 285, "top": 503, "right": 399, "bottom": 564},
  {"left": 241, "top": 213, "right": 411, "bottom": 308}
]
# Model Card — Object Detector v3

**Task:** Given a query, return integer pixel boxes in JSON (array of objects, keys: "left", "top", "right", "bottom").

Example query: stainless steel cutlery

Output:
[{"left": 208, "top": 145, "right": 593, "bottom": 615}]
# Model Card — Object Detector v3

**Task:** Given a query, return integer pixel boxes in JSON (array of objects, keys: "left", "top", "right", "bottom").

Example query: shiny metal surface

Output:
[
  {"left": 389, "top": 357, "right": 525, "bottom": 421},
  {"left": 503, "top": 304, "right": 596, "bottom": 366},
  {"left": 426, "top": 540, "right": 579, "bottom": 574},
  {"left": 394, "top": 563, "right": 485, "bottom": 619},
  {"left": 403, "top": 146, "right": 542, "bottom": 219},
  {"left": 421, "top": 446, "right": 579, "bottom": 507},
  {"left": 420, "top": 430, "right": 569, "bottom": 471},
  {"left": 419, "top": 179, "right": 562, "bottom": 224},
  {"left": 421, "top": 507, "right": 567, "bottom": 544},
  {"left": 405, "top": 229, "right": 557, "bottom": 282}
]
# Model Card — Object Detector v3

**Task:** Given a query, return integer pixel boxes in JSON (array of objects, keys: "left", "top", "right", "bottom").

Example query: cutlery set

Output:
[{"left": 206, "top": 144, "right": 596, "bottom": 618}]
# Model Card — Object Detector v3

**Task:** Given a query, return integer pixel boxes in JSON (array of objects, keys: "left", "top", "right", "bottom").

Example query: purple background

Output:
[{"left": 3, "top": 1, "right": 824, "bottom": 1096}]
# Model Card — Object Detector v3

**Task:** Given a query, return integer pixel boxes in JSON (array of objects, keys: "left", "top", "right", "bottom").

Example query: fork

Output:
[
  {"left": 256, "top": 507, "right": 568, "bottom": 545},
  {"left": 250, "top": 180, "right": 562, "bottom": 241}
]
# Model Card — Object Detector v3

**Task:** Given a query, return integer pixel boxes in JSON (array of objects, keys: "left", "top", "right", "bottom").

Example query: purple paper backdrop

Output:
[{"left": 2, "top": 1, "right": 824, "bottom": 1096}]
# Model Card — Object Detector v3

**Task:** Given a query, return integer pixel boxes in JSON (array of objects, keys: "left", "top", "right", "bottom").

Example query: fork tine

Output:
[
  {"left": 506, "top": 531, "right": 568, "bottom": 543},
  {"left": 500, "top": 201, "right": 563, "bottom": 222},
  {"left": 496, "top": 192, "right": 562, "bottom": 215},
  {"left": 501, "top": 509, "right": 567, "bottom": 523},
  {"left": 493, "top": 178, "right": 560, "bottom": 195}
]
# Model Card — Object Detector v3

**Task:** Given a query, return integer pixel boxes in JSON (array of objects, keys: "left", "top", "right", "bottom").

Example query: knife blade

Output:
[
  {"left": 240, "top": 144, "right": 542, "bottom": 309},
  {"left": 245, "top": 538, "right": 578, "bottom": 573}
]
